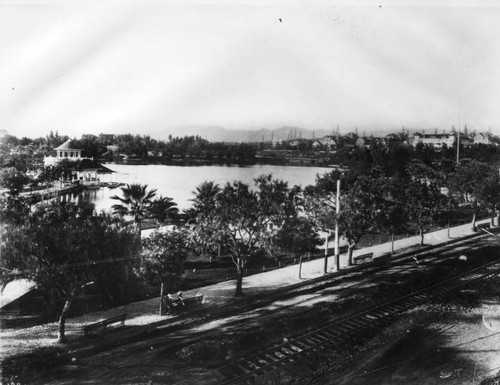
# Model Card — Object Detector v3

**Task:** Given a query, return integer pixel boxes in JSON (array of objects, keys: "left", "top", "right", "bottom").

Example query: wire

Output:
[{"left": 1, "top": 252, "right": 147, "bottom": 276}]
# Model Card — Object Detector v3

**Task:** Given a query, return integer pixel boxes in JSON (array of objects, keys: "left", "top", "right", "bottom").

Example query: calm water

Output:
[{"left": 64, "top": 163, "right": 331, "bottom": 212}]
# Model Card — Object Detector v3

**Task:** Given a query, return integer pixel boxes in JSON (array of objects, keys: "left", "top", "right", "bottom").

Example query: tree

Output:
[
  {"left": 37, "top": 159, "right": 74, "bottom": 187},
  {"left": 191, "top": 181, "right": 221, "bottom": 216},
  {"left": 111, "top": 183, "right": 157, "bottom": 224},
  {"left": 0, "top": 201, "right": 140, "bottom": 342},
  {"left": 148, "top": 196, "right": 178, "bottom": 224},
  {"left": 446, "top": 159, "right": 495, "bottom": 230},
  {"left": 0, "top": 195, "right": 30, "bottom": 225},
  {"left": 141, "top": 229, "right": 187, "bottom": 314},
  {"left": 274, "top": 217, "right": 322, "bottom": 278},
  {"left": 0, "top": 167, "right": 30, "bottom": 195},
  {"left": 337, "top": 174, "right": 385, "bottom": 265},
  {"left": 192, "top": 175, "right": 298, "bottom": 296},
  {"left": 477, "top": 167, "right": 500, "bottom": 226},
  {"left": 405, "top": 179, "right": 446, "bottom": 245},
  {"left": 304, "top": 169, "right": 358, "bottom": 270},
  {"left": 374, "top": 179, "right": 408, "bottom": 253}
]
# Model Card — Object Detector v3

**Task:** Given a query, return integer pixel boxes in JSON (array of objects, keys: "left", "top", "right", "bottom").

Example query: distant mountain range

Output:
[{"left": 154, "top": 126, "right": 404, "bottom": 143}]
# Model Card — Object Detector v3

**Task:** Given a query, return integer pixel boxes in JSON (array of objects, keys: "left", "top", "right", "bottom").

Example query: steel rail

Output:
[{"left": 183, "top": 259, "right": 500, "bottom": 385}]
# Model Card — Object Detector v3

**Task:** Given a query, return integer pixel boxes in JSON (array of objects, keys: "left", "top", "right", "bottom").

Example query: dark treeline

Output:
[{"left": 0, "top": 131, "right": 256, "bottom": 163}]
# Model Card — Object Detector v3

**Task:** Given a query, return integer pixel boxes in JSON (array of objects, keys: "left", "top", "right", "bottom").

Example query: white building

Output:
[
  {"left": 412, "top": 132, "right": 456, "bottom": 149},
  {"left": 43, "top": 139, "right": 113, "bottom": 185},
  {"left": 472, "top": 132, "right": 493, "bottom": 145},
  {"left": 44, "top": 139, "right": 91, "bottom": 166}
]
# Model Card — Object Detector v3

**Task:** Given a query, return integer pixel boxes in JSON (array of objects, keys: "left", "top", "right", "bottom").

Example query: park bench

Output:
[
  {"left": 353, "top": 252, "right": 373, "bottom": 265},
  {"left": 164, "top": 294, "right": 204, "bottom": 314},
  {"left": 476, "top": 223, "right": 491, "bottom": 232},
  {"left": 83, "top": 313, "right": 126, "bottom": 336}
]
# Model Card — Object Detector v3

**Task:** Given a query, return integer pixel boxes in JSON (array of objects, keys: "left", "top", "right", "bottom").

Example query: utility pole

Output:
[
  {"left": 334, "top": 179, "right": 340, "bottom": 271},
  {"left": 323, "top": 180, "right": 340, "bottom": 274}
]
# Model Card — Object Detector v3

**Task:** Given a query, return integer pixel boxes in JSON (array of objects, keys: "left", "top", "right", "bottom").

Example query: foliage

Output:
[
  {"left": 140, "top": 229, "right": 187, "bottom": 292},
  {"left": 304, "top": 169, "right": 353, "bottom": 233},
  {"left": 337, "top": 172, "right": 387, "bottom": 263},
  {"left": 37, "top": 159, "right": 74, "bottom": 186},
  {"left": 0, "top": 167, "right": 30, "bottom": 194},
  {"left": 191, "top": 181, "right": 221, "bottom": 216},
  {"left": 192, "top": 175, "right": 300, "bottom": 296},
  {"left": 0, "top": 195, "right": 30, "bottom": 225},
  {"left": 111, "top": 183, "right": 157, "bottom": 224},
  {"left": 274, "top": 217, "right": 322, "bottom": 258},
  {"left": 405, "top": 179, "right": 446, "bottom": 245},
  {"left": 148, "top": 196, "right": 179, "bottom": 223},
  {"left": 375, "top": 178, "right": 408, "bottom": 236},
  {"left": 0, "top": 201, "right": 140, "bottom": 342}
]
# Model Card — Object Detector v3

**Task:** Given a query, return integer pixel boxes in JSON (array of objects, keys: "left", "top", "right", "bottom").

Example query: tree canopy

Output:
[
  {"left": 192, "top": 175, "right": 301, "bottom": 296},
  {"left": 111, "top": 183, "right": 157, "bottom": 224},
  {"left": 0, "top": 201, "right": 140, "bottom": 342}
]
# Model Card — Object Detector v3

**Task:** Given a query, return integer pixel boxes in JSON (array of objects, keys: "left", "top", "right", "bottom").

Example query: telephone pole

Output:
[
  {"left": 334, "top": 179, "right": 340, "bottom": 271},
  {"left": 324, "top": 179, "right": 341, "bottom": 274}
]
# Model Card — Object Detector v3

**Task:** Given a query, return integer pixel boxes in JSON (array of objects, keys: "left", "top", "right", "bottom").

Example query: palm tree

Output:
[
  {"left": 111, "top": 183, "right": 157, "bottom": 224},
  {"left": 191, "top": 181, "right": 222, "bottom": 262},
  {"left": 148, "top": 196, "right": 179, "bottom": 224},
  {"left": 191, "top": 181, "right": 221, "bottom": 215}
]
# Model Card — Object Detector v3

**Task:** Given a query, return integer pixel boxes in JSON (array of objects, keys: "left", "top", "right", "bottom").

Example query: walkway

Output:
[{"left": 58, "top": 219, "right": 496, "bottom": 327}]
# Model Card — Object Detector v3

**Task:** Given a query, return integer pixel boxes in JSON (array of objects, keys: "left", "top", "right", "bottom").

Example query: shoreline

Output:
[{"left": 98, "top": 156, "right": 334, "bottom": 168}]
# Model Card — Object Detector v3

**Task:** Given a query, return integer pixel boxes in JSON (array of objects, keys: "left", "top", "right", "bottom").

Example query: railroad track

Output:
[{"left": 178, "top": 259, "right": 500, "bottom": 385}]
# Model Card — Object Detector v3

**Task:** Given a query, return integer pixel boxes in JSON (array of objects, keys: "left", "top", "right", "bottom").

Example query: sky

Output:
[{"left": 1, "top": 0, "right": 500, "bottom": 140}]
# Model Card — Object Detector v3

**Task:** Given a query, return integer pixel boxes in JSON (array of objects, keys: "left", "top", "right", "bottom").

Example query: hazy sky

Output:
[{"left": 1, "top": 0, "right": 500, "bottom": 139}]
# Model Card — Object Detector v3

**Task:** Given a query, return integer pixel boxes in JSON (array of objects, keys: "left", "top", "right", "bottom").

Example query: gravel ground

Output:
[{"left": 334, "top": 276, "right": 500, "bottom": 385}]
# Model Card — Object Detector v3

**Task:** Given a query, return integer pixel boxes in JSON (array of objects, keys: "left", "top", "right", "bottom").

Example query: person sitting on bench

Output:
[{"left": 177, "top": 291, "right": 185, "bottom": 305}]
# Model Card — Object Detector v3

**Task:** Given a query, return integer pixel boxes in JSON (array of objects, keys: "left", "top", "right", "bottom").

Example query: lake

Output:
[{"left": 63, "top": 163, "right": 332, "bottom": 212}]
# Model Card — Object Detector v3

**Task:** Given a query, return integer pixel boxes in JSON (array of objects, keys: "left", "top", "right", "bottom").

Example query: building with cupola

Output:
[{"left": 44, "top": 139, "right": 113, "bottom": 185}]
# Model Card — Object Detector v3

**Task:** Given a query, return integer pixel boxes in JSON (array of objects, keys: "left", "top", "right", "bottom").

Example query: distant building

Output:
[
  {"left": 43, "top": 139, "right": 113, "bottom": 184},
  {"left": 44, "top": 139, "right": 90, "bottom": 166},
  {"left": 67, "top": 159, "right": 113, "bottom": 184},
  {"left": 472, "top": 132, "right": 493, "bottom": 145},
  {"left": 106, "top": 145, "right": 119, "bottom": 154},
  {"left": 272, "top": 136, "right": 283, "bottom": 148},
  {"left": 355, "top": 137, "right": 366, "bottom": 149},
  {"left": 412, "top": 132, "right": 456, "bottom": 149},
  {"left": 318, "top": 136, "right": 337, "bottom": 150}
]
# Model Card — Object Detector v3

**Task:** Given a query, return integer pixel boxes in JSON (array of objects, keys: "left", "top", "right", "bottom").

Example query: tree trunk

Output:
[
  {"left": 235, "top": 260, "right": 244, "bottom": 297},
  {"left": 159, "top": 282, "right": 165, "bottom": 315},
  {"left": 419, "top": 227, "right": 424, "bottom": 246},
  {"left": 58, "top": 295, "right": 75, "bottom": 343},
  {"left": 348, "top": 244, "right": 354, "bottom": 266},
  {"left": 391, "top": 233, "right": 395, "bottom": 254},
  {"left": 334, "top": 250, "right": 340, "bottom": 272},
  {"left": 472, "top": 212, "right": 477, "bottom": 231},
  {"left": 491, "top": 206, "right": 495, "bottom": 227},
  {"left": 299, "top": 255, "right": 303, "bottom": 279}
]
